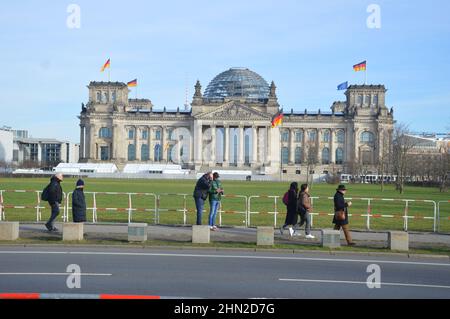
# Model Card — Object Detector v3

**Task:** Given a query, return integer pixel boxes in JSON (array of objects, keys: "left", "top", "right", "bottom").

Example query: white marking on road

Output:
[
  {"left": 0, "top": 273, "right": 112, "bottom": 276},
  {"left": 0, "top": 250, "right": 449, "bottom": 267},
  {"left": 279, "top": 278, "right": 450, "bottom": 290}
]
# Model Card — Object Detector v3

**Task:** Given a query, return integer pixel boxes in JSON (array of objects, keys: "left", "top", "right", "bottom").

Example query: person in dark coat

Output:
[
  {"left": 45, "top": 173, "right": 63, "bottom": 232},
  {"left": 333, "top": 185, "right": 355, "bottom": 246},
  {"left": 193, "top": 172, "right": 213, "bottom": 225},
  {"left": 280, "top": 182, "right": 299, "bottom": 237},
  {"left": 72, "top": 179, "right": 87, "bottom": 223}
]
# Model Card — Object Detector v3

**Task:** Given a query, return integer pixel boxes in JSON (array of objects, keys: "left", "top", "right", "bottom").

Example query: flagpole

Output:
[{"left": 365, "top": 60, "right": 367, "bottom": 85}]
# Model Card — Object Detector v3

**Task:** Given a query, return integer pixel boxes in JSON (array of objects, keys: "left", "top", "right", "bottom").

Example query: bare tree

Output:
[
  {"left": 392, "top": 124, "right": 418, "bottom": 194},
  {"left": 437, "top": 143, "right": 450, "bottom": 192},
  {"left": 378, "top": 130, "right": 393, "bottom": 192}
]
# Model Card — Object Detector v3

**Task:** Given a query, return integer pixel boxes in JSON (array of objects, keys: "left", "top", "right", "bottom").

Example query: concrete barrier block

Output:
[
  {"left": 0, "top": 222, "right": 19, "bottom": 241},
  {"left": 257, "top": 227, "right": 274, "bottom": 246},
  {"left": 321, "top": 229, "right": 341, "bottom": 248},
  {"left": 388, "top": 231, "right": 409, "bottom": 251},
  {"left": 128, "top": 223, "right": 148, "bottom": 242},
  {"left": 63, "top": 223, "right": 84, "bottom": 241},
  {"left": 192, "top": 225, "right": 210, "bottom": 244}
]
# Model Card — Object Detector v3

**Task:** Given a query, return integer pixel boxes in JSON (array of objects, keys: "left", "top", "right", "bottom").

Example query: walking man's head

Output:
[
  {"left": 301, "top": 184, "right": 309, "bottom": 193},
  {"left": 213, "top": 172, "right": 220, "bottom": 180},
  {"left": 76, "top": 179, "right": 85, "bottom": 189},
  {"left": 205, "top": 172, "right": 213, "bottom": 180},
  {"left": 55, "top": 173, "right": 63, "bottom": 182},
  {"left": 336, "top": 184, "right": 347, "bottom": 194}
]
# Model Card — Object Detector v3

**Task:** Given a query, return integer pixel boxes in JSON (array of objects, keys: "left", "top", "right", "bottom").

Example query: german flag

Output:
[
  {"left": 127, "top": 79, "right": 138, "bottom": 87},
  {"left": 100, "top": 58, "right": 110, "bottom": 72},
  {"left": 271, "top": 111, "right": 284, "bottom": 128},
  {"left": 353, "top": 61, "right": 367, "bottom": 72}
]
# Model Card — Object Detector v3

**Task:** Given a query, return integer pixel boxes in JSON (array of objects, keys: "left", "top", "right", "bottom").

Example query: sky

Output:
[{"left": 0, "top": 0, "right": 449, "bottom": 143}]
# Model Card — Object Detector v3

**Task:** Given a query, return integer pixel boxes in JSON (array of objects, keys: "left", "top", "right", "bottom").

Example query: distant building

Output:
[
  {"left": 13, "top": 138, "right": 79, "bottom": 165},
  {"left": 79, "top": 67, "right": 395, "bottom": 177},
  {"left": 0, "top": 127, "right": 14, "bottom": 163}
]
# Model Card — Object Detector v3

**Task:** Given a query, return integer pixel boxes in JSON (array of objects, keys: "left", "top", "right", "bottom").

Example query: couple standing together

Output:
[
  {"left": 282, "top": 183, "right": 315, "bottom": 239},
  {"left": 193, "top": 172, "right": 223, "bottom": 230}
]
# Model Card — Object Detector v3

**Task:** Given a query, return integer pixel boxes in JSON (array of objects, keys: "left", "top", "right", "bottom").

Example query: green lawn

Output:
[{"left": 0, "top": 177, "right": 449, "bottom": 233}]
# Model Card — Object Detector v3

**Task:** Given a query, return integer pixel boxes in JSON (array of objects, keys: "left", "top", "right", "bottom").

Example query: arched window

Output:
[
  {"left": 337, "top": 130, "right": 345, "bottom": 143},
  {"left": 155, "top": 130, "right": 161, "bottom": 141},
  {"left": 281, "top": 130, "right": 289, "bottom": 142},
  {"left": 322, "top": 148, "right": 330, "bottom": 165},
  {"left": 128, "top": 129, "right": 135, "bottom": 140},
  {"left": 361, "top": 131, "right": 375, "bottom": 143},
  {"left": 295, "top": 131, "right": 303, "bottom": 143},
  {"left": 336, "top": 148, "right": 344, "bottom": 165},
  {"left": 128, "top": 144, "right": 136, "bottom": 161},
  {"left": 154, "top": 144, "right": 161, "bottom": 162},
  {"left": 99, "top": 127, "right": 112, "bottom": 138},
  {"left": 322, "top": 130, "right": 330, "bottom": 143},
  {"left": 141, "top": 144, "right": 149, "bottom": 161},
  {"left": 295, "top": 147, "right": 302, "bottom": 164},
  {"left": 281, "top": 147, "right": 289, "bottom": 165},
  {"left": 373, "top": 94, "right": 378, "bottom": 106}
]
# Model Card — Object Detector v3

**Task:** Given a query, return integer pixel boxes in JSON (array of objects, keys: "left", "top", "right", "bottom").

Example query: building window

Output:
[
  {"left": 128, "top": 129, "right": 135, "bottom": 140},
  {"left": 155, "top": 130, "right": 161, "bottom": 141},
  {"left": 295, "top": 131, "right": 303, "bottom": 143},
  {"left": 337, "top": 130, "right": 345, "bottom": 143},
  {"left": 357, "top": 95, "right": 363, "bottom": 105},
  {"left": 30, "top": 144, "right": 39, "bottom": 161},
  {"left": 168, "top": 145, "right": 174, "bottom": 162},
  {"left": 42, "top": 144, "right": 61, "bottom": 164},
  {"left": 361, "top": 131, "right": 375, "bottom": 143},
  {"left": 13, "top": 150, "right": 19, "bottom": 162},
  {"left": 322, "top": 148, "right": 330, "bottom": 165},
  {"left": 128, "top": 144, "right": 136, "bottom": 161},
  {"left": 168, "top": 129, "right": 174, "bottom": 141},
  {"left": 141, "top": 144, "right": 149, "bottom": 161},
  {"left": 295, "top": 147, "right": 302, "bottom": 164},
  {"left": 103, "top": 92, "right": 109, "bottom": 103},
  {"left": 100, "top": 146, "right": 109, "bottom": 161},
  {"left": 281, "top": 131, "right": 289, "bottom": 142},
  {"left": 308, "top": 130, "right": 316, "bottom": 142},
  {"left": 281, "top": 147, "right": 289, "bottom": 165},
  {"left": 365, "top": 95, "right": 371, "bottom": 105},
  {"left": 322, "top": 130, "right": 330, "bottom": 143},
  {"left": 296, "top": 170, "right": 301, "bottom": 175},
  {"left": 96, "top": 91, "right": 102, "bottom": 102},
  {"left": 112, "top": 91, "right": 117, "bottom": 102},
  {"left": 154, "top": 144, "right": 162, "bottom": 162},
  {"left": 142, "top": 130, "right": 148, "bottom": 140},
  {"left": 336, "top": 148, "right": 344, "bottom": 165},
  {"left": 99, "top": 127, "right": 112, "bottom": 138}
]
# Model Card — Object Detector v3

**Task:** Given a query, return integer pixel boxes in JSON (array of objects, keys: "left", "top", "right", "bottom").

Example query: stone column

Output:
[
  {"left": 162, "top": 126, "right": 167, "bottom": 162},
  {"left": 194, "top": 121, "right": 203, "bottom": 166},
  {"left": 223, "top": 126, "right": 230, "bottom": 167},
  {"left": 330, "top": 129, "right": 335, "bottom": 164},
  {"left": 265, "top": 126, "right": 272, "bottom": 165},
  {"left": 89, "top": 124, "right": 96, "bottom": 160},
  {"left": 79, "top": 125, "right": 85, "bottom": 159},
  {"left": 238, "top": 126, "right": 245, "bottom": 166},
  {"left": 251, "top": 126, "right": 258, "bottom": 167},
  {"left": 210, "top": 125, "right": 216, "bottom": 166},
  {"left": 289, "top": 128, "right": 295, "bottom": 165}
]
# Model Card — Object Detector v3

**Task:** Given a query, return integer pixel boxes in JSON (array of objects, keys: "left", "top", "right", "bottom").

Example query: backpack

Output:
[
  {"left": 41, "top": 184, "right": 50, "bottom": 201},
  {"left": 282, "top": 191, "right": 290, "bottom": 206}
]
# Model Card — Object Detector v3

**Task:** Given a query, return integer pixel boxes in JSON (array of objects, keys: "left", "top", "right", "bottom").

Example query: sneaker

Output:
[
  {"left": 51, "top": 227, "right": 58, "bottom": 232},
  {"left": 305, "top": 234, "right": 315, "bottom": 239},
  {"left": 213, "top": 226, "right": 219, "bottom": 231},
  {"left": 288, "top": 227, "right": 294, "bottom": 237},
  {"left": 292, "top": 231, "right": 302, "bottom": 237},
  {"left": 348, "top": 242, "right": 356, "bottom": 246},
  {"left": 45, "top": 223, "right": 52, "bottom": 231}
]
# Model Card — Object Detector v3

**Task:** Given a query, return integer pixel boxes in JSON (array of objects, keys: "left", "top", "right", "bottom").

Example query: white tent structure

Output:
[
  {"left": 123, "top": 164, "right": 190, "bottom": 175},
  {"left": 54, "top": 163, "right": 118, "bottom": 174}
]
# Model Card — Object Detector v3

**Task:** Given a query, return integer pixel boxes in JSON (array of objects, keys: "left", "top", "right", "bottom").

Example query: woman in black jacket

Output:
[
  {"left": 280, "top": 182, "right": 299, "bottom": 237},
  {"left": 72, "top": 179, "right": 87, "bottom": 223}
]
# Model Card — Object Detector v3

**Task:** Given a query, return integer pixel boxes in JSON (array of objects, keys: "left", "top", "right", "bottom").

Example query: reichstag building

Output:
[{"left": 79, "top": 67, "right": 394, "bottom": 176}]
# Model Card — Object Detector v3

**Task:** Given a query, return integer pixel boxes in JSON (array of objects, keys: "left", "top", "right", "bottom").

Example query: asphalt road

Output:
[{"left": 1, "top": 246, "right": 450, "bottom": 299}]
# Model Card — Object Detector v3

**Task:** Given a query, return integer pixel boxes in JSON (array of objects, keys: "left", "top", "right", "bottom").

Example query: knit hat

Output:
[{"left": 76, "top": 179, "right": 85, "bottom": 188}]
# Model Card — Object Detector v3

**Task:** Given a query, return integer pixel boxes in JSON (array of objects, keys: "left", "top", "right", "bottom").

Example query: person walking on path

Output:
[
  {"left": 72, "top": 179, "right": 87, "bottom": 223},
  {"left": 193, "top": 172, "right": 213, "bottom": 225},
  {"left": 208, "top": 172, "right": 224, "bottom": 231},
  {"left": 297, "top": 184, "right": 315, "bottom": 239},
  {"left": 44, "top": 173, "right": 63, "bottom": 232},
  {"left": 280, "top": 182, "right": 299, "bottom": 237},
  {"left": 333, "top": 184, "right": 356, "bottom": 246}
]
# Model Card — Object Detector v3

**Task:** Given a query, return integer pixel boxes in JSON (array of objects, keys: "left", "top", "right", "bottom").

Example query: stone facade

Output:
[{"left": 79, "top": 68, "right": 394, "bottom": 177}]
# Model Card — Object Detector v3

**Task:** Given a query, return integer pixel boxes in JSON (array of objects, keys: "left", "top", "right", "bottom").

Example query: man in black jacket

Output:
[
  {"left": 45, "top": 173, "right": 63, "bottom": 232},
  {"left": 72, "top": 179, "right": 87, "bottom": 223},
  {"left": 333, "top": 185, "right": 355, "bottom": 246},
  {"left": 193, "top": 172, "right": 213, "bottom": 225}
]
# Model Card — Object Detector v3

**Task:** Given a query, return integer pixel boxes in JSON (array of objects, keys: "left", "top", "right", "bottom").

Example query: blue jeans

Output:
[
  {"left": 194, "top": 196, "right": 205, "bottom": 225},
  {"left": 209, "top": 200, "right": 220, "bottom": 227},
  {"left": 46, "top": 202, "right": 60, "bottom": 229}
]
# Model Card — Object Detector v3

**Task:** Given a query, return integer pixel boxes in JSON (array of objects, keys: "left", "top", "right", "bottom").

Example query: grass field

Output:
[{"left": 1, "top": 177, "right": 449, "bottom": 233}]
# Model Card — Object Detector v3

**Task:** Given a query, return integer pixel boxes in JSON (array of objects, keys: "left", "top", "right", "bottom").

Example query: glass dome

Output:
[{"left": 204, "top": 68, "right": 270, "bottom": 101}]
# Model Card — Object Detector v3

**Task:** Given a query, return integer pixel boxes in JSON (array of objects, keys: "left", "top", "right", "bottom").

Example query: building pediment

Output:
[{"left": 195, "top": 102, "right": 272, "bottom": 121}]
